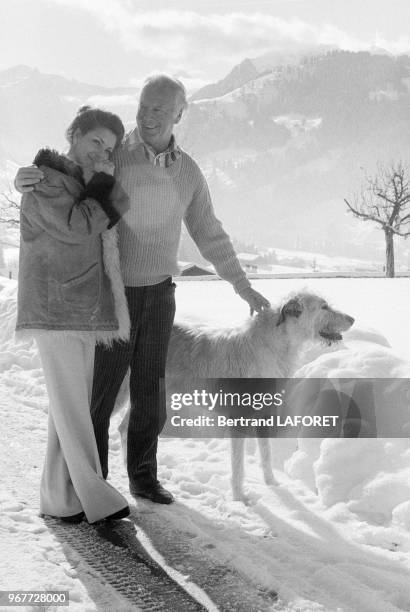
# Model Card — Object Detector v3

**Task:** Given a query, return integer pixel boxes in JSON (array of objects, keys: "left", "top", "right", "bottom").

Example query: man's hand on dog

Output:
[
  {"left": 14, "top": 166, "right": 44, "bottom": 193},
  {"left": 238, "top": 287, "right": 271, "bottom": 315}
]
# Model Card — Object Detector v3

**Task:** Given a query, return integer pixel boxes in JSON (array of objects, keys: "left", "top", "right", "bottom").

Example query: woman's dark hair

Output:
[{"left": 66, "top": 106, "right": 125, "bottom": 148}]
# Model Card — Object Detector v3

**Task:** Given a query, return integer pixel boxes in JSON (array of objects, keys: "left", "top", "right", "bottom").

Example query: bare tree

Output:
[
  {"left": 0, "top": 184, "right": 20, "bottom": 227},
  {"left": 345, "top": 161, "right": 410, "bottom": 277}
]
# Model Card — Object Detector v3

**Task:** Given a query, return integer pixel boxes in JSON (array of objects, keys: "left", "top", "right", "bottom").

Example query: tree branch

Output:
[
  {"left": 344, "top": 199, "right": 384, "bottom": 225},
  {"left": 0, "top": 187, "right": 21, "bottom": 227},
  {"left": 344, "top": 161, "right": 410, "bottom": 277}
]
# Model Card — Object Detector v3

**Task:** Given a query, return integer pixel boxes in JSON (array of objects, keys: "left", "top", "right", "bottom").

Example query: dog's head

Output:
[{"left": 276, "top": 292, "right": 354, "bottom": 344}]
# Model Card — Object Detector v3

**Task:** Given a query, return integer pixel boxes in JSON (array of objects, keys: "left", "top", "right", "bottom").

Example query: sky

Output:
[{"left": 1, "top": 0, "right": 410, "bottom": 89}]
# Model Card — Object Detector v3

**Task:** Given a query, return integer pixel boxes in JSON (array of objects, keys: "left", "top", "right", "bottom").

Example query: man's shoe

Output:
[{"left": 130, "top": 481, "right": 174, "bottom": 504}]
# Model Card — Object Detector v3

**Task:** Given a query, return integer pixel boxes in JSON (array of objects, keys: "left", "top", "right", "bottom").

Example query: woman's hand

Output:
[
  {"left": 93, "top": 160, "right": 115, "bottom": 176},
  {"left": 83, "top": 160, "right": 114, "bottom": 184}
]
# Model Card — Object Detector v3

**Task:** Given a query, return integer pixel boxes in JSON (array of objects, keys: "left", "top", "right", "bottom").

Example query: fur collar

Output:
[{"left": 33, "top": 148, "right": 84, "bottom": 184}]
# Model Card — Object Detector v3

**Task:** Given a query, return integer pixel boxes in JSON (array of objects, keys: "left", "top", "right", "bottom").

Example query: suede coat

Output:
[{"left": 16, "top": 149, "right": 130, "bottom": 344}]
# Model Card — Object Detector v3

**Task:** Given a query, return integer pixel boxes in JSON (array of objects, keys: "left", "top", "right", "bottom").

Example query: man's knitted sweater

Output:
[{"left": 113, "top": 137, "right": 251, "bottom": 292}]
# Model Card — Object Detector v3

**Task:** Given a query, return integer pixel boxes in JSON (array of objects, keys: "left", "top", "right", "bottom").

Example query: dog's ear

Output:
[{"left": 276, "top": 298, "right": 303, "bottom": 326}]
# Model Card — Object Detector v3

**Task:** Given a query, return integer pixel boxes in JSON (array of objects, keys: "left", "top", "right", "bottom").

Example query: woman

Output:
[{"left": 16, "top": 106, "right": 131, "bottom": 524}]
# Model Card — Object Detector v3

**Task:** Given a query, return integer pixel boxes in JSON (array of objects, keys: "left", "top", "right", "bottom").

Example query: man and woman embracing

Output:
[{"left": 15, "top": 75, "right": 270, "bottom": 524}]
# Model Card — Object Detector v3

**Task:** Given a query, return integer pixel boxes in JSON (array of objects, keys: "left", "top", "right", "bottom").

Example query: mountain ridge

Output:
[{"left": 0, "top": 51, "right": 409, "bottom": 263}]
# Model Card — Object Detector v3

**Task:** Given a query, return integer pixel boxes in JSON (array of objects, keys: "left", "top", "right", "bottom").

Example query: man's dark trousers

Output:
[{"left": 90, "top": 278, "right": 176, "bottom": 486}]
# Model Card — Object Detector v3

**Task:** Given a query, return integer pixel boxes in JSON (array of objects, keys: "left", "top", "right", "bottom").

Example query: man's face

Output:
[{"left": 137, "top": 83, "right": 183, "bottom": 153}]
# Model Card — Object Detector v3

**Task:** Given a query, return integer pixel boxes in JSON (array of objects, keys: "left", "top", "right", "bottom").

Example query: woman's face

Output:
[{"left": 71, "top": 127, "right": 117, "bottom": 170}]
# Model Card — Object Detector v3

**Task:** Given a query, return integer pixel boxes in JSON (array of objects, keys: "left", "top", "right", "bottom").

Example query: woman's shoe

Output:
[
  {"left": 89, "top": 506, "right": 130, "bottom": 525},
  {"left": 60, "top": 512, "right": 85, "bottom": 524},
  {"left": 105, "top": 506, "right": 130, "bottom": 521}
]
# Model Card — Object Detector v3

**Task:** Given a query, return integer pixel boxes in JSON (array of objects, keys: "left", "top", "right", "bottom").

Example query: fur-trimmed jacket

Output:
[{"left": 16, "top": 148, "right": 130, "bottom": 344}]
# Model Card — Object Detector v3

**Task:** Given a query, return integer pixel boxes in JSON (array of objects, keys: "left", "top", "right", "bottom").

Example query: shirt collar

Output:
[{"left": 124, "top": 127, "right": 181, "bottom": 168}]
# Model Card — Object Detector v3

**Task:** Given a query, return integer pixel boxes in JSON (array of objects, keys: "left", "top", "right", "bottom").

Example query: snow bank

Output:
[
  {"left": 0, "top": 278, "right": 39, "bottom": 368},
  {"left": 287, "top": 327, "right": 410, "bottom": 529}
]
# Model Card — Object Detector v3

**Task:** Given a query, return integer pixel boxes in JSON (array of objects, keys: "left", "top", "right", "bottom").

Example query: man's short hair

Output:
[{"left": 142, "top": 74, "right": 188, "bottom": 111}]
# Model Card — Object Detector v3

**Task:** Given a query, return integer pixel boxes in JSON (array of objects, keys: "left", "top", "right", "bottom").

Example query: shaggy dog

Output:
[{"left": 116, "top": 291, "right": 354, "bottom": 501}]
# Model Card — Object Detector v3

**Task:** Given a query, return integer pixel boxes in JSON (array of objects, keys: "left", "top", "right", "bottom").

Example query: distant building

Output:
[
  {"left": 237, "top": 252, "right": 259, "bottom": 273},
  {"left": 178, "top": 262, "right": 216, "bottom": 277}
]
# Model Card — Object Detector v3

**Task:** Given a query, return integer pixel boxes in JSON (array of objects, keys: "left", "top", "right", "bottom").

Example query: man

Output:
[{"left": 15, "top": 75, "right": 270, "bottom": 505}]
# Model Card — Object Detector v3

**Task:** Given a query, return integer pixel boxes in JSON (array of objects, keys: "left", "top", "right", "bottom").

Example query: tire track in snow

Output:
[{"left": 45, "top": 509, "right": 284, "bottom": 611}]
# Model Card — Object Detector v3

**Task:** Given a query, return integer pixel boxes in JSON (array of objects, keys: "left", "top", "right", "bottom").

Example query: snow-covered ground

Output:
[
  {"left": 1, "top": 276, "right": 410, "bottom": 611},
  {"left": 270, "top": 249, "right": 382, "bottom": 274}
]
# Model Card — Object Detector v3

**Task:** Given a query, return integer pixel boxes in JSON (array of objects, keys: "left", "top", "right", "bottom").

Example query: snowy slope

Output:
[{"left": 1, "top": 277, "right": 410, "bottom": 611}]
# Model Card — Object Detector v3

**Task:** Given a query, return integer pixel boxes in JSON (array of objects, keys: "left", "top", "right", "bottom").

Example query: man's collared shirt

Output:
[{"left": 125, "top": 127, "right": 182, "bottom": 168}]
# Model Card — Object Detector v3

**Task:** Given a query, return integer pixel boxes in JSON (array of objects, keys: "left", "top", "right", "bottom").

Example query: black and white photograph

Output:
[{"left": 0, "top": 1, "right": 410, "bottom": 610}]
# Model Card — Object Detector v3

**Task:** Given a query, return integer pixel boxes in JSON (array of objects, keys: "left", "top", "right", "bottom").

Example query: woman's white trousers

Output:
[{"left": 35, "top": 334, "right": 128, "bottom": 523}]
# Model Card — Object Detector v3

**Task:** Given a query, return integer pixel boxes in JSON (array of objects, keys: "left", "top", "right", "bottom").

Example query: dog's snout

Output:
[{"left": 346, "top": 315, "right": 355, "bottom": 327}]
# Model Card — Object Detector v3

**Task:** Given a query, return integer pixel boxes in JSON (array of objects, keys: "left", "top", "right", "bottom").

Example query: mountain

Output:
[
  {"left": 180, "top": 51, "right": 410, "bottom": 156},
  {"left": 0, "top": 65, "right": 139, "bottom": 167},
  {"left": 191, "top": 59, "right": 260, "bottom": 101},
  {"left": 176, "top": 50, "right": 410, "bottom": 261},
  {"left": 0, "top": 54, "right": 409, "bottom": 264},
  {"left": 250, "top": 44, "right": 335, "bottom": 73},
  {"left": 191, "top": 45, "right": 336, "bottom": 102}
]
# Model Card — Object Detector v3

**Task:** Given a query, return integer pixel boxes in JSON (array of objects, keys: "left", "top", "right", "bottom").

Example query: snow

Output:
[
  {"left": 273, "top": 115, "right": 323, "bottom": 135},
  {"left": 271, "top": 247, "right": 382, "bottom": 274},
  {"left": 193, "top": 72, "right": 275, "bottom": 116},
  {"left": 369, "top": 90, "right": 400, "bottom": 102},
  {"left": 1, "top": 276, "right": 410, "bottom": 611}
]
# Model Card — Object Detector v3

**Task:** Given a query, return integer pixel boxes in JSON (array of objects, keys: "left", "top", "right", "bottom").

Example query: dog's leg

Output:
[
  {"left": 231, "top": 437, "right": 247, "bottom": 501},
  {"left": 257, "top": 437, "right": 278, "bottom": 486}
]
